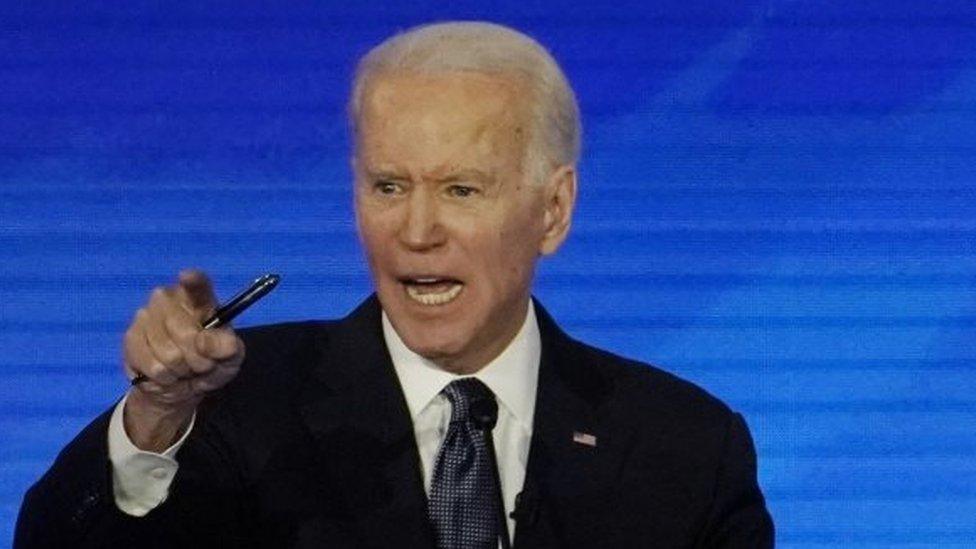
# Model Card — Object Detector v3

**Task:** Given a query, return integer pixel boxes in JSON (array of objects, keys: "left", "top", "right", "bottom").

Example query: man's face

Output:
[{"left": 354, "top": 71, "right": 571, "bottom": 373}]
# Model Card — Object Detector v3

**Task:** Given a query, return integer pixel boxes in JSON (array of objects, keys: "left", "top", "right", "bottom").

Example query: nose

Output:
[{"left": 398, "top": 187, "right": 446, "bottom": 251}]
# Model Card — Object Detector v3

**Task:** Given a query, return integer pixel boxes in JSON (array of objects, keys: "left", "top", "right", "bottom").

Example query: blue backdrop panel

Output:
[{"left": 2, "top": 1, "right": 975, "bottom": 546}]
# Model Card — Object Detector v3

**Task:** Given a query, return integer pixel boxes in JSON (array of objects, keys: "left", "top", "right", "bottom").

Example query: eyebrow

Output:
[
  {"left": 366, "top": 169, "right": 409, "bottom": 181},
  {"left": 434, "top": 168, "right": 494, "bottom": 184},
  {"left": 365, "top": 168, "right": 495, "bottom": 184}
]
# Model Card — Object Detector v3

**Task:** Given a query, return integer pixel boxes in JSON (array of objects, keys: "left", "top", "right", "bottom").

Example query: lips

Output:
[{"left": 399, "top": 276, "right": 464, "bottom": 306}]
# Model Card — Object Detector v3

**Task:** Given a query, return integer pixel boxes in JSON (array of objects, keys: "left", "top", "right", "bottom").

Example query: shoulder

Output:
[
  {"left": 554, "top": 336, "right": 758, "bottom": 504},
  {"left": 533, "top": 299, "right": 736, "bottom": 432},
  {"left": 564, "top": 336, "right": 736, "bottom": 428},
  {"left": 546, "top": 334, "right": 773, "bottom": 542}
]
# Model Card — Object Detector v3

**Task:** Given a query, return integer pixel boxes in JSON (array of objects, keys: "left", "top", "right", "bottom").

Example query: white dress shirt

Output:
[
  {"left": 383, "top": 304, "right": 540, "bottom": 540},
  {"left": 107, "top": 391, "right": 195, "bottom": 516},
  {"left": 108, "top": 302, "right": 541, "bottom": 541}
]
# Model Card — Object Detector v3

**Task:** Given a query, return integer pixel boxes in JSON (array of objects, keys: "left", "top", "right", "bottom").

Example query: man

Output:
[{"left": 16, "top": 22, "right": 773, "bottom": 547}]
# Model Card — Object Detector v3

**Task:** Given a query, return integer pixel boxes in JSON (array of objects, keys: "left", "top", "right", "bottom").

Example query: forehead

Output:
[{"left": 357, "top": 71, "right": 529, "bottom": 173}]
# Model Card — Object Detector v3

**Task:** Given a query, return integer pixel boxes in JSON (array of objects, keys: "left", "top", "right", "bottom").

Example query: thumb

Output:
[{"left": 177, "top": 269, "right": 218, "bottom": 313}]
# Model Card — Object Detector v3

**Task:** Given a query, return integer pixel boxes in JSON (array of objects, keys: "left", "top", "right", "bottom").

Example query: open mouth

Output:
[{"left": 399, "top": 277, "right": 464, "bottom": 306}]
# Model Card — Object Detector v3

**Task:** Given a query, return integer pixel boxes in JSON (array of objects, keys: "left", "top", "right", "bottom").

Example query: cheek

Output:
[
  {"left": 479, "top": 217, "right": 540, "bottom": 287},
  {"left": 356, "top": 204, "right": 394, "bottom": 261},
  {"left": 357, "top": 227, "right": 393, "bottom": 281},
  {"left": 500, "top": 206, "right": 544, "bottom": 257}
]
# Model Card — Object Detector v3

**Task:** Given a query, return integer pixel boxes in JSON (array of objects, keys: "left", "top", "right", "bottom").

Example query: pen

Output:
[{"left": 131, "top": 273, "right": 280, "bottom": 386}]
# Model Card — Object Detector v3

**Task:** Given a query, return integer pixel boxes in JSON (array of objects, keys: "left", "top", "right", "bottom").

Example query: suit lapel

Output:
[
  {"left": 293, "top": 297, "right": 631, "bottom": 548},
  {"left": 298, "top": 297, "right": 434, "bottom": 548},
  {"left": 514, "top": 302, "right": 637, "bottom": 548}
]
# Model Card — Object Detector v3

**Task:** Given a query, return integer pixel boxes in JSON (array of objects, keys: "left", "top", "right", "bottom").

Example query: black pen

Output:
[{"left": 131, "top": 273, "right": 280, "bottom": 385}]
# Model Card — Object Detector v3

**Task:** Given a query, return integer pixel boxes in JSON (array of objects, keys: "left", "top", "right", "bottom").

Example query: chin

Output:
[
  {"left": 378, "top": 280, "right": 502, "bottom": 371},
  {"left": 399, "top": 322, "right": 468, "bottom": 360}
]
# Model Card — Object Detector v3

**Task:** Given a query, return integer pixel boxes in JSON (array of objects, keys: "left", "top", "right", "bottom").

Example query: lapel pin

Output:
[{"left": 572, "top": 431, "right": 597, "bottom": 447}]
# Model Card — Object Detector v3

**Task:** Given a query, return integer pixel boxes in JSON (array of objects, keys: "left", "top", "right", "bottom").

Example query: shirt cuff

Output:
[{"left": 107, "top": 392, "right": 196, "bottom": 516}]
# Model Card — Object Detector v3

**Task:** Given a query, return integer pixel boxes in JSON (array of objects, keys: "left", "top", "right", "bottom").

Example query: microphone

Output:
[
  {"left": 469, "top": 396, "right": 498, "bottom": 431},
  {"left": 469, "top": 395, "right": 512, "bottom": 549},
  {"left": 510, "top": 489, "right": 539, "bottom": 526}
]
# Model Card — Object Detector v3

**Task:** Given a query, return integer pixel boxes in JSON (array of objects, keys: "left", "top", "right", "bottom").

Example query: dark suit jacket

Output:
[{"left": 16, "top": 297, "right": 773, "bottom": 548}]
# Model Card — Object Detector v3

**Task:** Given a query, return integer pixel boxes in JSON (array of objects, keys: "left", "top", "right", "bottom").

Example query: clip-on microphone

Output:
[{"left": 470, "top": 396, "right": 512, "bottom": 549}]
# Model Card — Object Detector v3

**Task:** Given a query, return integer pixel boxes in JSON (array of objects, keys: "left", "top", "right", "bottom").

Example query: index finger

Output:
[{"left": 177, "top": 269, "right": 218, "bottom": 314}]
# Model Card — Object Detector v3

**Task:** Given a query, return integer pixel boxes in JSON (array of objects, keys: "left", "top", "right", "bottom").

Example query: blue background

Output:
[{"left": 2, "top": 1, "right": 976, "bottom": 546}]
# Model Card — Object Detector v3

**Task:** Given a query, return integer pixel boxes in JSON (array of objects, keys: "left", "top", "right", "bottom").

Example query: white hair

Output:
[{"left": 349, "top": 21, "right": 581, "bottom": 183}]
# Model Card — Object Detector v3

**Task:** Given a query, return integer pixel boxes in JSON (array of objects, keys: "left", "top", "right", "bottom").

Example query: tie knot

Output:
[{"left": 442, "top": 378, "right": 494, "bottom": 425}]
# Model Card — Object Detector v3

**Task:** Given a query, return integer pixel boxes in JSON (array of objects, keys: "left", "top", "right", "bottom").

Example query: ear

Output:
[{"left": 538, "top": 164, "right": 577, "bottom": 256}]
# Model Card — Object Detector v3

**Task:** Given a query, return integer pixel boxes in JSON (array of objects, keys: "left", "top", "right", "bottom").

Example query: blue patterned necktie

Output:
[{"left": 428, "top": 378, "right": 500, "bottom": 549}]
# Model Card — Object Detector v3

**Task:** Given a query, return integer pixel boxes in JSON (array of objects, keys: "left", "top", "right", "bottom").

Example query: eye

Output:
[
  {"left": 374, "top": 180, "right": 401, "bottom": 195},
  {"left": 447, "top": 185, "right": 478, "bottom": 198}
]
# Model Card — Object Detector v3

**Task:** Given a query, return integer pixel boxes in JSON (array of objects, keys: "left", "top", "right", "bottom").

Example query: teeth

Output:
[{"left": 405, "top": 282, "right": 463, "bottom": 305}]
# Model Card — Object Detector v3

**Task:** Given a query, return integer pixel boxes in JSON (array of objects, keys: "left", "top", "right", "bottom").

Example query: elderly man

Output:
[{"left": 16, "top": 22, "right": 773, "bottom": 548}]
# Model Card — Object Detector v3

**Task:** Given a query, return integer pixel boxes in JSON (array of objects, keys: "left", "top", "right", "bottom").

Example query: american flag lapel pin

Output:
[{"left": 572, "top": 431, "right": 597, "bottom": 447}]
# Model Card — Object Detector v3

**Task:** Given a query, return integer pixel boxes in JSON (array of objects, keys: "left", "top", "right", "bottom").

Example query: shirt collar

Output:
[{"left": 382, "top": 301, "right": 540, "bottom": 435}]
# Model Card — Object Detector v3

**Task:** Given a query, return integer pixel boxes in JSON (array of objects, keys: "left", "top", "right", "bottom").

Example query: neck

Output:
[{"left": 390, "top": 297, "right": 533, "bottom": 376}]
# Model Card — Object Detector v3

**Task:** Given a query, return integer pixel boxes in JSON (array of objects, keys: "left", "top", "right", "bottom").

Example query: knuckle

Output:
[
  {"left": 164, "top": 313, "right": 196, "bottom": 341},
  {"left": 123, "top": 331, "right": 148, "bottom": 363},
  {"left": 194, "top": 331, "right": 213, "bottom": 355},
  {"left": 216, "top": 331, "right": 241, "bottom": 354},
  {"left": 218, "top": 361, "right": 241, "bottom": 376},
  {"left": 122, "top": 345, "right": 140, "bottom": 369},
  {"left": 187, "top": 353, "right": 216, "bottom": 374},
  {"left": 213, "top": 333, "right": 236, "bottom": 355},
  {"left": 135, "top": 380, "right": 163, "bottom": 395},
  {"left": 155, "top": 342, "right": 184, "bottom": 366},
  {"left": 123, "top": 325, "right": 140, "bottom": 346},
  {"left": 191, "top": 378, "right": 215, "bottom": 393},
  {"left": 195, "top": 370, "right": 231, "bottom": 393},
  {"left": 149, "top": 287, "right": 168, "bottom": 303},
  {"left": 199, "top": 331, "right": 234, "bottom": 358},
  {"left": 121, "top": 359, "right": 137, "bottom": 377},
  {"left": 130, "top": 308, "right": 150, "bottom": 329},
  {"left": 217, "top": 363, "right": 241, "bottom": 383},
  {"left": 138, "top": 380, "right": 192, "bottom": 403},
  {"left": 145, "top": 362, "right": 175, "bottom": 382}
]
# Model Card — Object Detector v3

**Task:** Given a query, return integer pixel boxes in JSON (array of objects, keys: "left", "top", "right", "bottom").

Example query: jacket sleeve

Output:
[
  {"left": 695, "top": 412, "right": 775, "bottom": 548},
  {"left": 14, "top": 402, "right": 251, "bottom": 548}
]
